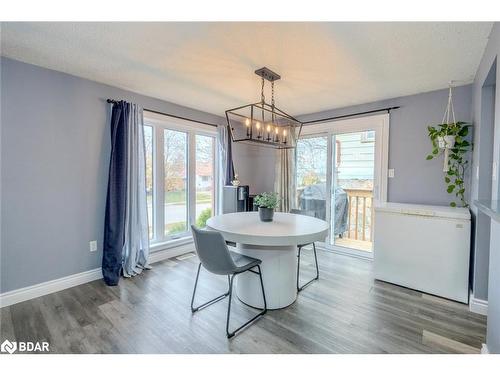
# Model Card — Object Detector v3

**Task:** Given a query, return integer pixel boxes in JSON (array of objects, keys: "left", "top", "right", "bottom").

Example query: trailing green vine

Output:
[{"left": 426, "top": 121, "right": 472, "bottom": 208}]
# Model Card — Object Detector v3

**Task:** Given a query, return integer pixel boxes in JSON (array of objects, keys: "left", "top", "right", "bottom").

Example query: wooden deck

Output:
[{"left": 338, "top": 188, "right": 374, "bottom": 252}]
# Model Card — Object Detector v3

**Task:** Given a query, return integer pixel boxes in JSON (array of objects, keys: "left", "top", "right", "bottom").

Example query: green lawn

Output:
[
  {"left": 165, "top": 190, "right": 211, "bottom": 204},
  {"left": 166, "top": 207, "right": 212, "bottom": 234}
]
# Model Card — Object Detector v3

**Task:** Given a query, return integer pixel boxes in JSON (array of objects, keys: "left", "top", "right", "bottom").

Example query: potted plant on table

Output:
[{"left": 254, "top": 192, "right": 280, "bottom": 222}]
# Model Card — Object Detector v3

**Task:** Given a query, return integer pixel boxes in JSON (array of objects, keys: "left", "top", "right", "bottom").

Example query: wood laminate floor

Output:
[{"left": 0, "top": 246, "right": 487, "bottom": 354}]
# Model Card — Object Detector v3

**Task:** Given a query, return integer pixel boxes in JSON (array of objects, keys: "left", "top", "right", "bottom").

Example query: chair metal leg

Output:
[
  {"left": 257, "top": 265, "right": 268, "bottom": 311},
  {"left": 191, "top": 263, "right": 230, "bottom": 312},
  {"left": 226, "top": 266, "right": 267, "bottom": 338},
  {"left": 296, "top": 245, "right": 302, "bottom": 292},
  {"left": 297, "top": 242, "right": 320, "bottom": 292},
  {"left": 313, "top": 243, "right": 320, "bottom": 279}
]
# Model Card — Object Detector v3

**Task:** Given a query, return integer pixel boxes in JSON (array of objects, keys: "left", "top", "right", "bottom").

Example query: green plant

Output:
[
  {"left": 196, "top": 208, "right": 212, "bottom": 228},
  {"left": 426, "top": 121, "right": 472, "bottom": 207},
  {"left": 254, "top": 192, "right": 280, "bottom": 209},
  {"left": 167, "top": 222, "right": 187, "bottom": 234}
]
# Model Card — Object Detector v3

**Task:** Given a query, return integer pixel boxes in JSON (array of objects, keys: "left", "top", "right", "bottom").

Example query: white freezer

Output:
[{"left": 373, "top": 202, "right": 470, "bottom": 303}]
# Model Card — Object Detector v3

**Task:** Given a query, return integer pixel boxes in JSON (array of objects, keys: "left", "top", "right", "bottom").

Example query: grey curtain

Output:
[
  {"left": 122, "top": 104, "right": 151, "bottom": 277},
  {"left": 217, "top": 125, "right": 229, "bottom": 214},
  {"left": 274, "top": 148, "right": 296, "bottom": 212},
  {"left": 103, "top": 101, "right": 150, "bottom": 286},
  {"left": 223, "top": 125, "right": 235, "bottom": 185}
]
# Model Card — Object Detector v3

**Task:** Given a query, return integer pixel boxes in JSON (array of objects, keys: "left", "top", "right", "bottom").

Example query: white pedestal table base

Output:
[{"left": 234, "top": 243, "right": 297, "bottom": 310}]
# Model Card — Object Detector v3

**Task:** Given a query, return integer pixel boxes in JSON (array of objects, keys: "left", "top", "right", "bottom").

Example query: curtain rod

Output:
[
  {"left": 302, "top": 106, "right": 400, "bottom": 125},
  {"left": 106, "top": 99, "right": 219, "bottom": 128}
]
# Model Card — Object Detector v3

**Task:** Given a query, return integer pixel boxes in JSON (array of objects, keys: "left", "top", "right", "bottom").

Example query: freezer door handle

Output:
[{"left": 401, "top": 209, "right": 436, "bottom": 217}]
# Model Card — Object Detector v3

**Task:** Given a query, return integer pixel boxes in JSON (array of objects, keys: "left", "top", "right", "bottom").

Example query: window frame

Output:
[
  {"left": 143, "top": 124, "right": 156, "bottom": 240},
  {"left": 144, "top": 111, "right": 219, "bottom": 245}
]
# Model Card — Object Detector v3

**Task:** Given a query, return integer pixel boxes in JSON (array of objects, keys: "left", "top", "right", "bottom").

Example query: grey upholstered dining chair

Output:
[
  {"left": 290, "top": 209, "right": 320, "bottom": 291},
  {"left": 190, "top": 225, "right": 267, "bottom": 338}
]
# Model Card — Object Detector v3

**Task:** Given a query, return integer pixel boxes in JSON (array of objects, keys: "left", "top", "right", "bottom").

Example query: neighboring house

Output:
[
  {"left": 336, "top": 131, "right": 375, "bottom": 190},
  {"left": 296, "top": 131, "right": 375, "bottom": 191},
  {"left": 196, "top": 161, "right": 213, "bottom": 190}
]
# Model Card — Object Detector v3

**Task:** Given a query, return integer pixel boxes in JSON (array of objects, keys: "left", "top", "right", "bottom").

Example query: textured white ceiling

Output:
[{"left": 0, "top": 22, "right": 493, "bottom": 116}]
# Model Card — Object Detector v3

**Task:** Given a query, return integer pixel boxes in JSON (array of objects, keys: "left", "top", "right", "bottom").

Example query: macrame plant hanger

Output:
[{"left": 440, "top": 82, "right": 457, "bottom": 172}]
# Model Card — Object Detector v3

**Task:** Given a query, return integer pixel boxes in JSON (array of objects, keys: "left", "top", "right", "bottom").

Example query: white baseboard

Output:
[
  {"left": 469, "top": 291, "right": 488, "bottom": 316},
  {"left": 316, "top": 243, "right": 373, "bottom": 261},
  {"left": 0, "top": 240, "right": 194, "bottom": 309},
  {"left": 0, "top": 268, "right": 102, "bottom": 308},
  {"left": 481, "top": 344, "right": 489, "bottom": 354}
]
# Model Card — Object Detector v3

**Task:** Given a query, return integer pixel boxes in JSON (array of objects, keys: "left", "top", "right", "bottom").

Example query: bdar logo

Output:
[
  {"left": 1, "top": 339, "right": 17, "bottom": 354},
  {"left": 0, "top": 339, "right": 49, "bottom": 353}
]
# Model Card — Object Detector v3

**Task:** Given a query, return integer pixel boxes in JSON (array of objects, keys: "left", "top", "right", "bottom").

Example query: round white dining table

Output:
[{"left": 206, "top": 212, "right": 329, "bottom": 309}]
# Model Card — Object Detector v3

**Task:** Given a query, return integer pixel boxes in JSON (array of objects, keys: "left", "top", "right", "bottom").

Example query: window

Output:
[
  {"left": 144, "top": 125, "right": 154, "bottom": 239},
  {"left": 164, "top": 129, "right": 188, "bottom": 236},
  {"left": 195, "top": 135, "right": 215, "bottom": 228},
  {"left": 144, "top": 112, "right": 218, "bottom": 243}
]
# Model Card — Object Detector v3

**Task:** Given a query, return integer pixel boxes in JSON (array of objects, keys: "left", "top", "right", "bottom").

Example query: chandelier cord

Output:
[
  {"left": 271, "top": 80, "right": 275, "bottom": 124},
  {"left": 260, "top": 77, "right": 265, "bottom": 126},
  {"left": 260, "top": 77, "right": 265, "bottom": 104},
  {"left": 271, "top": 81, "right": 275, "bottom": 108}
]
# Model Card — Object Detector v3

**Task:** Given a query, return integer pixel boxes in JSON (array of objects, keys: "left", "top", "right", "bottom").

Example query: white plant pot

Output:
[
  {"left": 438, "top": 135, "right": 456, "bottom": 172},
  {"left": 438, "top": 135, "right": 455, "bottom": 149}
]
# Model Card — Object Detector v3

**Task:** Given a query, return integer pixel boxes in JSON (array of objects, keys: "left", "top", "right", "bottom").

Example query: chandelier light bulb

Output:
[{"left": 256, "top": 121, "right": 262, "bottom": 138}]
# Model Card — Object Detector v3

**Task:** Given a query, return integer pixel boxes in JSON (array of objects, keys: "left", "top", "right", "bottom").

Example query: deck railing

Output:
[{"left": 343, "top": 188, "right": 374, "bottom": 242}]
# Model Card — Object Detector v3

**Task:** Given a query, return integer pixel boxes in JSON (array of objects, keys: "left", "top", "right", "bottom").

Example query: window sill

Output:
[{"left": 150, "top": 236, "right": 193, "bottom": 253}]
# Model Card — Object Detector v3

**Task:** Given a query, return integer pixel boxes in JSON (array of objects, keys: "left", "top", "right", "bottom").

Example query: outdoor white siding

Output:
[{"left": 336, "top": 132, "right": 375, "bottom": 180}]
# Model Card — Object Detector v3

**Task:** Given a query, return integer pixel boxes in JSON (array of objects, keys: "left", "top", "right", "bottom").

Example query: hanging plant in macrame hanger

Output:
[{"left": 426, "top": 82, "right": 472, "bottom": 207}]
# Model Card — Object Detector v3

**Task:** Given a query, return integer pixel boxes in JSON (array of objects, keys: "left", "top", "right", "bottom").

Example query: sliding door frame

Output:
[{"left": 299, "top": 113, "right": 390, "bottom": 259}]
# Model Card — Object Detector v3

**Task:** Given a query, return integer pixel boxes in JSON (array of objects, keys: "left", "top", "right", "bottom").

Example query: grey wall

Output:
[
  {"left": 0, "top": 57, "right": 225, "bottom": 293},
  {"left": 470, "top": 22, "right": 500, "bottom": 354},
  {"left": 0, "top": 57, "right": 476, "bottom": 294},
  {"left": 298, "top": 85, "right": 473, "bottom": 206},
  {"left": 232, "top": 142, "right": 276, "bottom": 195},
  {"left": 237, "top": 86, "right": 474, "bottom": 205}
]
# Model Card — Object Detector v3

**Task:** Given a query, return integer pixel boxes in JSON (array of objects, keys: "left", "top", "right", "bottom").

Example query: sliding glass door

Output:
[
  {"left": 296, "top": 114, "right": 389, "bottom": 258},
  {"left": 332, "top": 131, "right": 376, "bottom": 254},
  {"left": 295, "top": 136, "right": 328, "bottom": 220}
]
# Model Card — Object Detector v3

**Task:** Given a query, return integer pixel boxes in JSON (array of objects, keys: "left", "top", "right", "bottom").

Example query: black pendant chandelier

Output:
[{"left": 226, "top": 67, "right": 302, "bottom": 149}]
